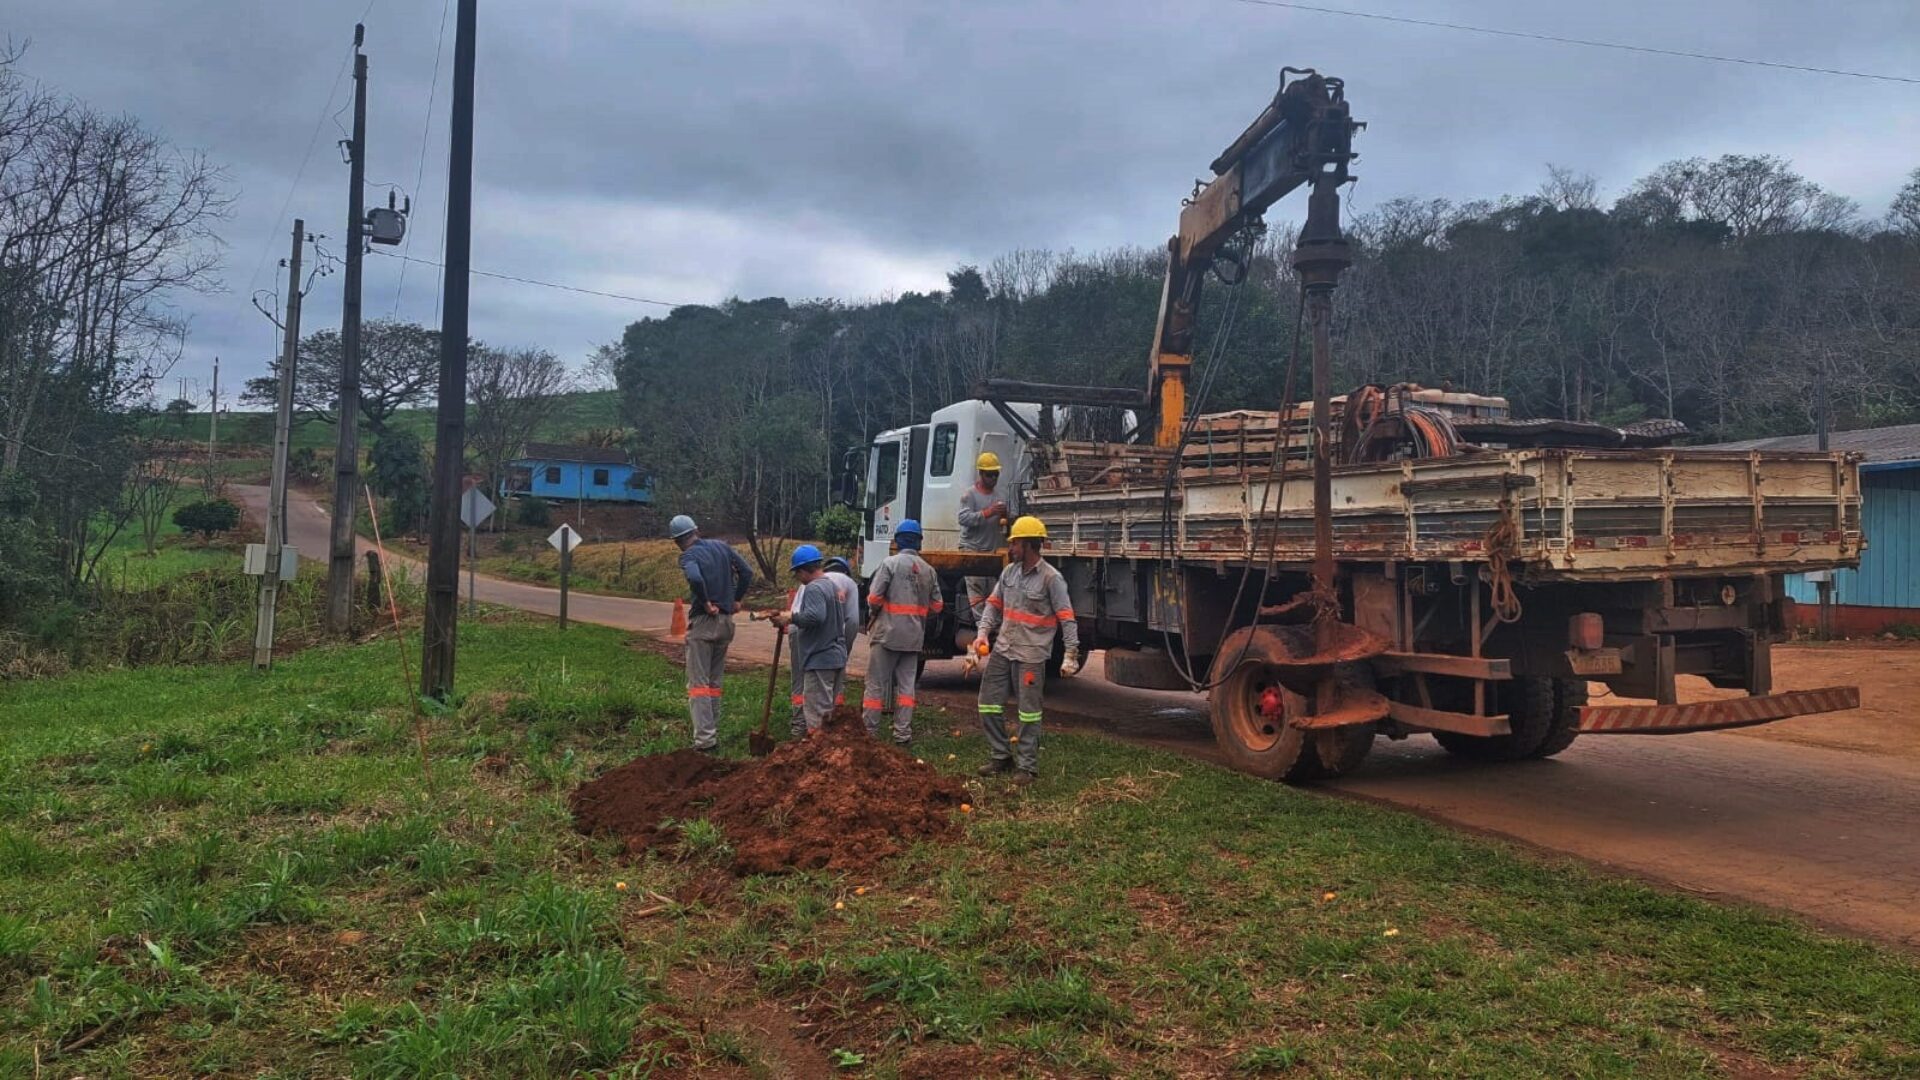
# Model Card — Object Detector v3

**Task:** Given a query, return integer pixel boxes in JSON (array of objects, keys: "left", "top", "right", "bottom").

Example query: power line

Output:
[
  {"left": 392, "top": 0, "right": 453, "bottom": 318},
  {"left": 369, "top": 249, "right": 694, "bottom": 308},
  {"left": 1226, "top": 0, "right": 1920, "bottom": 85}
]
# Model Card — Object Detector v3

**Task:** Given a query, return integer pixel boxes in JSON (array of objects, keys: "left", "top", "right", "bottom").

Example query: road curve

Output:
[{"left": 237, "top": 485, "right": 1920, "bottom": 947}]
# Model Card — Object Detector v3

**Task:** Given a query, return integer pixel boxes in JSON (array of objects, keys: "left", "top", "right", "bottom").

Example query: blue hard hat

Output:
[
  {"left": 790, "top": 544, "right": 824, "bottom": 571},
  {"left": 895, "top": 518, "right": 923, "bottom": 537},
  {"left": 824, "top": 556, "right": 851, "bottom": 573},
  {"left": 668, "top": 514, "right": 697, "bottom": 539}
]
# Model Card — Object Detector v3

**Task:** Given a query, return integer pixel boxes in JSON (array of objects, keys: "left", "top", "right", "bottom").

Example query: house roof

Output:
[
  {"left": 1696, "top": 423, "right": 1920, "bottom": 471},
  {"left": 515, "top": 442, "right": 630, "bottom": 466}
]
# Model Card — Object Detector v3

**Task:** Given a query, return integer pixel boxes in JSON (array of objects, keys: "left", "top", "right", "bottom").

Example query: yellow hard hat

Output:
[
  {"left": 976, "top": 451, "right": 1001, "bottom": 472},
  {"left": 1008, "top": 515, "right": 1048, "bottom": 541}
]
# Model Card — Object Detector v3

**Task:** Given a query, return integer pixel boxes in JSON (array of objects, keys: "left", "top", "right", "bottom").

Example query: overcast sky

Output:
[{"left": 9, "top": 0, "right": 1917, "bottom": 400}]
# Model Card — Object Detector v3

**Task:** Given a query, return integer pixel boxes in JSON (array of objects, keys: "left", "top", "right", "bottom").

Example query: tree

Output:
[
  {"left": 129, "top": 448, "right": 187, "bottom": 555},
  {"left": 0, "top": 48, "right": 228, "bottom": 603},
  {"left": 468, "top": 344, "right": 570, "bottom": 509},
  {"left": 368, "top": 429, "right": 429, "bottom": 536},
  {"left": 165, "top": 398, "right": 195, "bottom": 428},
  {"left": 1890, "top": 167, "right": 1920, "bottom": 240},
  {"left": 241, "top": 320, "right": 440, "bottom": 436}
]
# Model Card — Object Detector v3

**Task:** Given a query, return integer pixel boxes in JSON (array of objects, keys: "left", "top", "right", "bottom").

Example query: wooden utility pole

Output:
[
  {"left": 421, "top": 0, "right": 478, "bottom": 700},
  {"left": 328, "top": 25, "right": 370, "bottom": 634},
  {"left": 254, "top": 220, "right": 304, "bottom": 670}
]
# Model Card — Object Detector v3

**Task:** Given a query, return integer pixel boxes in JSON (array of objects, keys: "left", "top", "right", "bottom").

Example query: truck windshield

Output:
[{"left": 872, "top": 442, "right": 900, "bottom": 508}]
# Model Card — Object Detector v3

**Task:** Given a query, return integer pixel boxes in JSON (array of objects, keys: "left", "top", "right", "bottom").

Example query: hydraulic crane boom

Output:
[{"left": 1146, "top": 69, "right": 1359, "bottom": 448}]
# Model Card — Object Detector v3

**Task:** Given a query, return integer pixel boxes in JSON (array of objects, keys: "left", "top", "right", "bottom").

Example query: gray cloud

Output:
[{"left": 9, "top": 0, "right": 1917, "bottom": 397}]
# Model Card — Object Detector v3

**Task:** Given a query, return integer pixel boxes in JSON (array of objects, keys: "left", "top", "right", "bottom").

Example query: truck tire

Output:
[
  {"left": 1206, "top": 626, "right": 1312, "bottom": 781},
  {"left": 1292, "top": 663, "right": 1378, "bottom": 780},
  {"left": 1432, "top": 676, "right": 1555, "bottom": 761},
  {"left": 1528, "top": 678, "right": 1588, "bottom": 759}
]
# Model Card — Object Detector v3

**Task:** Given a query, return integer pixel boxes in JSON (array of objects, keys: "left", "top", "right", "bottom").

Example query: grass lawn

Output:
[{"left": 1, "top": 621, "right": 1916, "bottom": 1077}]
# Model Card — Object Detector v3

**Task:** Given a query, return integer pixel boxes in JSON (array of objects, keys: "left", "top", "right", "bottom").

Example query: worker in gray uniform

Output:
[
  {"left": 785, "top": 556, "right": 862, "bottom": 736},
  {"left": 973, "top": 515, "right": 1079, "bottom": 787},
  {"left": 956, "top": 451, "right": 1011, "bottom": 636},
  {"left": 862, "top": 519, "right": 941, "bottom": 746},
  {"left": 671, "top": 514, "right": 753, "bottom": 752},
  {"left": 770, "top": 545, "right": 848, "bottom": 737}
]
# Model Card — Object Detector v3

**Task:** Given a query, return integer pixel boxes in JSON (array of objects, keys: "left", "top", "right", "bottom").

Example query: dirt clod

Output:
[{"left": 571, "top": 719, "right": 968, "bottom": 875}]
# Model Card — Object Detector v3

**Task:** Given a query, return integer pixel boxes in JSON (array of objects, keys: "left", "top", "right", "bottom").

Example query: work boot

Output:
[
  {"left": 977, "top": 757, "right": 1012, "bottom": 777},
  {"left": 894, "top": 738, "right": 913, "bottom": 752},
  {"left": 1011, "top": 770, "right": 1037, "bottom": 790}
]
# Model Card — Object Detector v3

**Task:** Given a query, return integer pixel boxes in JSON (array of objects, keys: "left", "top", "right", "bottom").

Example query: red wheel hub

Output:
[{"left": 1258, "top": 685, "right": 1284, "bottom": 720}]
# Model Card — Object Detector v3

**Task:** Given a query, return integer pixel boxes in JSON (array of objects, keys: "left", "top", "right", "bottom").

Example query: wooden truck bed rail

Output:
[{"left": 1021, "top": 447, "right": 1862, "bottom": 580}]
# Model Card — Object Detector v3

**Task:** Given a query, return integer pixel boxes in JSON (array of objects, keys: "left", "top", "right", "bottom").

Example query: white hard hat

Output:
[{"left": 668, "top": 514, "right": 697, "bottom": 539}]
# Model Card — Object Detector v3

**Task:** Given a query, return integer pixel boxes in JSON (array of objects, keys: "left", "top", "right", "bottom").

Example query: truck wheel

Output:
[
  {"left": 1207, "top": 626, "right": 1311, "bottom": 780},
  {"left": 1292, "top": 663, "right": 1377, "bottom": 780},
  {"left": 1432, "top": 676, "right": 1555, "bottom": 761},
  {"left": 1528, "top": 678, "right": 1588, "bottom": 759}
]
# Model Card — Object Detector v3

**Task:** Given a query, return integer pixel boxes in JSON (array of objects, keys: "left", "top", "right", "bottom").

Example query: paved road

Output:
[{"left": 239, "top": 485, "right": 1920, "bottom": 947}]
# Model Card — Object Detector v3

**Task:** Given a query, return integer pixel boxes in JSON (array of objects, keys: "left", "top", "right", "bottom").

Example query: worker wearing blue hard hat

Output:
[
  {"left": 771, "top": 544, "right": 849, "bottom": 738},
  {"left": 671, "top": 514, "right": 754, "bottom": 753},
  {"left": 864, "top": 518, "right": 940, "bottom": 747}
]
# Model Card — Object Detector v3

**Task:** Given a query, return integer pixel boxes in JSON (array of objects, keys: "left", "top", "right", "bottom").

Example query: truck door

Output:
[
  {"left": 906, "top": 426, "right": 929, "bottom": 522},
  {"left": 978, "top": 429, "right": 1023, "bottom": 513},
  {"left": 862, "top": 434, "right": 908, "bottom": 576}
]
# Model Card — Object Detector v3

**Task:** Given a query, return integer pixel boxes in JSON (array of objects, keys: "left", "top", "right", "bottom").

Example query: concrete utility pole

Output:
[
  {"left": 255, "top": 220, "right": 304, "bottom": 670},
  {"left": 328, "top": 25, "right": 370, "bottom": 634},
  {"left": 421, "top": 0, "right": 478, "bottom": 700},
  {"left": 206, "top": 356, "right": 219, "bottom": 491}
]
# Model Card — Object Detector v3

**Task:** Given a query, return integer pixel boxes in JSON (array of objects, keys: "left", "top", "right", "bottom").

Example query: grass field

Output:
[
  {"left": 477, "top": 538, "right": 795, "bottom": 606},
  {"left": 2, "top": 621, "right": 1916, "bottom": 1077}
]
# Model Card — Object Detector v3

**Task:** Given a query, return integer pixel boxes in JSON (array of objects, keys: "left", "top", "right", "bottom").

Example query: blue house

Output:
[
  {"left": 506, "top": 442, "right": 652, "bottom": 504},
  {"left": 1704, "top": 424, "right": 1920, "bottom": 634}
]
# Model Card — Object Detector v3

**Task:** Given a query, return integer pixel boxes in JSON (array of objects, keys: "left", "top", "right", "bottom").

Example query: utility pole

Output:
[
  {"left": 421, "top": 0, "right": 478, "bottom": 700},
  {"left": 255, "top": 220, "right": 304, "bottom": 670},
  {"left": 206, "top": 356, "right": 219, "bottom": 492},
  {"left": 328, "top": 24, "right": 370, "bottom": 634}
]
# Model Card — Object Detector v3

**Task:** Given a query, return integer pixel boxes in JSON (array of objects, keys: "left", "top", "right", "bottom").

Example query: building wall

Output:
[
  {"left": 1785, "top": 466, "right": 1920, "bottom": 623},
  {"left": 511, "top": 460, "right": 652, "bottom": 504}
]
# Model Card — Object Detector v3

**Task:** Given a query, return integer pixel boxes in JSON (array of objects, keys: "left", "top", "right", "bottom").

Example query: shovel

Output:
[{"left": 750, "top": 622, "right": 787, "bottom": 757}]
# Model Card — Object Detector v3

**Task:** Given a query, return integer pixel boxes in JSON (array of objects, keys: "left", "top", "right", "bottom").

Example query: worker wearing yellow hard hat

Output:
[
  {"left": 974, "top": 514, "right": 1080, "bottom": 790},
  {"left": 957, "top": 449, "right": 1012, "bottom": 634}
]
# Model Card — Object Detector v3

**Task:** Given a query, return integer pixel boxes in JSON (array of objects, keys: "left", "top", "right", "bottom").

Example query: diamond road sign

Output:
[
  {"left": 547, "top": 523, "right": 582, "bottom": 554},
  {"left": 460, "top": 487, "right": 496, "bottom": 529}
]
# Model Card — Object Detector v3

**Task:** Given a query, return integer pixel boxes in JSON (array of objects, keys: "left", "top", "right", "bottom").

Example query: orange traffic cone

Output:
[{"left": 669, "top": 597, "right": 687, "bottom": 638}]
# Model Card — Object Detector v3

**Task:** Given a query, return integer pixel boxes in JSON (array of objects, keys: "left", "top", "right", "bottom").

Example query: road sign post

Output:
[
  {"left": 460, "top": 488, "right": 496, "bottom": 618},
  {"left": 548, "top": 524, "right": 581, "bottom": 630}
]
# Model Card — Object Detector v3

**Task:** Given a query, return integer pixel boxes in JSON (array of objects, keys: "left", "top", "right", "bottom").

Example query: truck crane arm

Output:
[{"left": 1146, "top": 69, "right": 1359, "bottom": 447}]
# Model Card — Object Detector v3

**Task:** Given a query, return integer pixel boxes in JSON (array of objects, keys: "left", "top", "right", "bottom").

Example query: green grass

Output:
[{"left": 1, "top": 621, "right": 1916, "bottom": 1076}]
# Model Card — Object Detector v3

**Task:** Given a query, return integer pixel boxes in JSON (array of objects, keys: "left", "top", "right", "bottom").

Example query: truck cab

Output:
[{"left": 860, "top": 400, "right": 1037, "bottom": 577}]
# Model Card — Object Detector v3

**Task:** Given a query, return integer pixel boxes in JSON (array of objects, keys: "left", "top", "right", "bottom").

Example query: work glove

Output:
[{"left": 1058, "top": 655, "right": 1080, "bottom": 678}]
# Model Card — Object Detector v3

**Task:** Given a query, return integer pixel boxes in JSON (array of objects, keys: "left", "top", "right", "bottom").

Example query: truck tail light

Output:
[{"left": 1569, "top": 612, "right": 1604, "bottom": 651}]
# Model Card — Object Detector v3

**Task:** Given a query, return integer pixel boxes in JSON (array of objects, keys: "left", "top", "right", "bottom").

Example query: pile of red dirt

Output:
[{"left": 570, "top": 717, "right": 970, "bottom": 876}]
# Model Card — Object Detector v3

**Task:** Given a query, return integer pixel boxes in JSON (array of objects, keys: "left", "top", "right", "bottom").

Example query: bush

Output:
[
  {"left": 369, "top": 431, "right": 430, "bottom": 534},
  {"left": 172, "top": 499, "right": 241, "bottom": 541},
  {"left": 515, "top": 497, "right": 551, "bottom": 528},
  {"left": 810, "top": 503, "right": 864, "bottom": 551}
]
